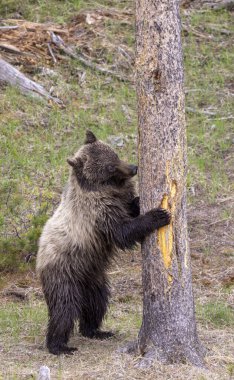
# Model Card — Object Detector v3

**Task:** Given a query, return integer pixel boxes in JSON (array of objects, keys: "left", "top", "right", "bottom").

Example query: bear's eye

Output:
[{"left": 107, "top": 165, "right": 116, "bottom": 173}]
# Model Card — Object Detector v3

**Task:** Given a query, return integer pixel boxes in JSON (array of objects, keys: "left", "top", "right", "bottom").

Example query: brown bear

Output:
[{"left": 36, "top": 130, "right": 170, "bottom": 355}]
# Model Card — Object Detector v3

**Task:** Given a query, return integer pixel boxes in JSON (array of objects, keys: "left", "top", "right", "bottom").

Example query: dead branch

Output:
[
  {"left": 0, "top": 43, "right": 22, "bottom": 54},
  {"left": 206, "top": 24, "right": 233, "bottom": 35},
  {"left": 0, "top": 57, "right": 63, "bottom": 105},
  {"left": 186, "top": 106, "right": 217, "bottom": 116},
  {"left": 181, "top": 0, "right": 234, "bottom": 10},
  {"left": 3, "top": 19, "right": 68, "bottom": 34},
  {"left": 2, "top": 285, "right": 43, "bottom": 300},
  {"left": 47, "top": 43, "right": 57, "bottom": 64},
  {"left": 182, "top": 23, "right": 214, "bottom": 39},
  {"left": 209, "top": 0, "right": 234, "bottom": 10},
  {"left": 217, "top": 267, "right": 234, "bottom": 286},
  {"left": 50, "top": 32, "right": 129, "bottom": 82},
  {"left": 74, "top": 54, "right": 129, "bottom": 82},
  {"left": 209, "top": 217, "right": 231, "bottom": 226},
  {"left": 0, "top": 25, "right": 19, "bottom": 31}
]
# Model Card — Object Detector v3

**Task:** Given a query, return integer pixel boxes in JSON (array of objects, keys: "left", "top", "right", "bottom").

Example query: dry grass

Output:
[{"left": 0, "top": 254, "right": 233, "bottom": 380}]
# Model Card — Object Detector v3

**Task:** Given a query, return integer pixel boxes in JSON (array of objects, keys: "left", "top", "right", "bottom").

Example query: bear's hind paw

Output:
[
  {"left": 92, "top": 330, "right": 115, "bottom": 340},
  {"left": 48, "top": 344, "right": 77, "bottom": 356},
  {"left": 81, "top": 329, "right": 114, "bottom": 340}
]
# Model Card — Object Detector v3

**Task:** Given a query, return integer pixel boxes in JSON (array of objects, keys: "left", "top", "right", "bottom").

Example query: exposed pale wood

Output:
[
  {"left": 136, "top": 0, "right": 204, "bottom": 367},
  {"left": 0, "top": 57, "right": 63, "bottom": 105}
]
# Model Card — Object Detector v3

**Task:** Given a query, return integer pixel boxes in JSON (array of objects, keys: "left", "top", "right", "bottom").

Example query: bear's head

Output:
[{"left": 67, "top": 131, "right": 137, "bottom": 190}]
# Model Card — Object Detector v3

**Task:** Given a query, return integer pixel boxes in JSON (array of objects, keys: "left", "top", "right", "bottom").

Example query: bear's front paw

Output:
[
  {"left": 132, "top": 196, "right": 140, "bottom": 207},
  {"left": 148, "top": 208, "right": 171, "bottom": 229},
  {"left": 129, "top": 196, "right": 140, "bottom": 217}
]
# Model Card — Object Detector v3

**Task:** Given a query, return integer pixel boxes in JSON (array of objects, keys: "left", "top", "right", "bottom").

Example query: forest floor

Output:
[{"left": 0, "top": 0, "right": 233, "bottom": 379}]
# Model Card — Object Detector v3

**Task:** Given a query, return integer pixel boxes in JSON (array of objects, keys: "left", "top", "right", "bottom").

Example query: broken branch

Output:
[
  {"left": 47, "top": 43, "right": 57, "bottom": 64},
  {"left": 50, "top": 31, "right": 129, "bottom": 82}
]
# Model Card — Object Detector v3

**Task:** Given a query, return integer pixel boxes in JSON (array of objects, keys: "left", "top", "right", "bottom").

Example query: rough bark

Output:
[
  {"left": 136, "top": 0, "right": 204, "bottom": 366},
  {"left": 0, "top": 58, "right": 62, "bottom": 105}
]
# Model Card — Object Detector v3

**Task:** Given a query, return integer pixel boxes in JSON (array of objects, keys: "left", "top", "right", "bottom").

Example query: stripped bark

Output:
[
  {"left": 0, "top": 58, "right": 63, "bottom": 105},
  {"left": 136, "top": 0, "right": 204, "bottom": 366}
]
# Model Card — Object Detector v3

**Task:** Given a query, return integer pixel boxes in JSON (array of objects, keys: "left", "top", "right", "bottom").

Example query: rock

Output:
[
  {"left": 40, "top": 67, "right": 58, "bottom": 77},
  {"left": 107, "top": 135, "right": 124, "bottom": 147},
  {"left": 38, "top": 366, "right": 50, "bottom": 380},
  {"left": 121, "top": 104, "right": 132, "bottom": 123}
]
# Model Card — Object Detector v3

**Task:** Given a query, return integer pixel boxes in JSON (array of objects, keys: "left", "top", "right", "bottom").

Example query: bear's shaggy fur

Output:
[{"left": 36, "top": 131, "right": 170, "bottom": 355}]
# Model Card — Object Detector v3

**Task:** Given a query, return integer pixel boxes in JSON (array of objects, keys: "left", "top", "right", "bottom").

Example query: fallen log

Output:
[{"left": 0, "top": 57, "right": 63, "bottom": 105}]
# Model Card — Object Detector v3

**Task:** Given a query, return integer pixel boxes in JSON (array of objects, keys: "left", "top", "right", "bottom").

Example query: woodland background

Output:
[{"left": 0, "top": 0, "right": 233, "bottom": 379}]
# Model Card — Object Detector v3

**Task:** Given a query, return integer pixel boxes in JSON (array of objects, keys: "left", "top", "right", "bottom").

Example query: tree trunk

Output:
[{"left": 136, "top": 0, "right": 204, "bottom": 366}]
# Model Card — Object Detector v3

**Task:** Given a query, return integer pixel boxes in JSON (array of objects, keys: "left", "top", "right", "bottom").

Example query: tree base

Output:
[
  {"left": 118, "top": 339, "right": 205, "bottom": 368},
  {"left": 137, "top": 341, "right": 205, "bottom": 368},
  {"left": 117, "top": 340, "right": 138, "bottom": 354}
]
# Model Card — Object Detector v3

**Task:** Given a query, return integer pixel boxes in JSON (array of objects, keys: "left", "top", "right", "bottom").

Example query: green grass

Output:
[
  {"left": 183, "top": 10, "right": 233, "bottom": 202},
  {"left": 0, "top": 301, "right": 47, "bottom": 342},
  {"left": 196, "top": 301, "right": 234, "bottom": 328},
  {"left": 0, "top": 297, "right": 142, "bottom": 347},
  {"left": 105, "top": 302, "right": 142, "bottom": 337},
  {"left": 0, "top": 0, "right": 132, "bottom": 22},
  {"left": 0, "top": 0, "right": 85, "bottom": 22},
  {"left": 0, "top": 2, "right": 233, "bottom": 271},
  {"left": 227, "top": 363, "right": 234, "bottom": 378}
]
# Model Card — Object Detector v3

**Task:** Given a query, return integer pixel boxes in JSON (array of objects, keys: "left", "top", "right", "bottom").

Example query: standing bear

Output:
[{"left": 36, "top": 130, "right": 171, "bottom": 355}]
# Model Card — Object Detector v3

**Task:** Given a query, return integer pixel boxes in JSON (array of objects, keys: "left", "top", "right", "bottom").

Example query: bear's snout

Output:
[{"left": 129, "top": 165, "right": 138, "bottom": 176}]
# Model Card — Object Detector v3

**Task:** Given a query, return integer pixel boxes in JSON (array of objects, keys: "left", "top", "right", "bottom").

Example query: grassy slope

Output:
[
  {"left": 0, "top": 3, "right": 233, "bottom": 271},
  {"left": 0, "top": 1, "right": 233, "bottom": 379},
  {"left": 185, "top": 10, "right": 233, "bottom": 201}
]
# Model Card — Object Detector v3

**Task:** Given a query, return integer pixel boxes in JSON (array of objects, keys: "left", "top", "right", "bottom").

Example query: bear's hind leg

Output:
[
  {"left": 46, "top": 308, "right": 77, "bottom": 355},
  {"left": 79, "top": 281, "right": 113, "bottom": 339},
  {"left": 41, "top": 270, "right": 80, "bottom": 355}
]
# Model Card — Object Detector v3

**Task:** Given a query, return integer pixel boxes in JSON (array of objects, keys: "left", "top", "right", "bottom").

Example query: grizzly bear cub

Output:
[{"left": 36, "top": 130, "right": 170, "bottom": 355}]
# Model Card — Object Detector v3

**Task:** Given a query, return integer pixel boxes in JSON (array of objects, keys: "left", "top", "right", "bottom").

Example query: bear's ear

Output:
[
  {"left": 67, "top": 157, "right": 83, "bottom": 169},
  {"left": 85, "top": 130, "right": 97, "bottom": 144},
  {"left": 67, "top": 157, "right": 76, "bottom": 167}
]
